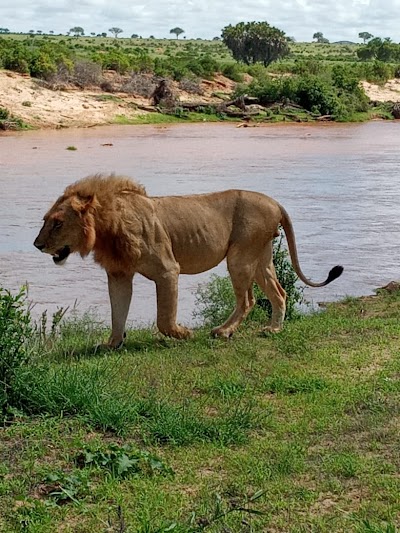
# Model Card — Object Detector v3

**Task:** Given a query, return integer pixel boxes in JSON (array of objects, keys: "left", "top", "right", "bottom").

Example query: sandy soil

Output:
[
  {"left": 361, "top": 78, "right": 400, "bottom": 102},
  {"left": 0, "top": 70, "right": 235, "bottom": 129},
  {"left": 0, "top": 69, "right": 398, "bottom": 129}
]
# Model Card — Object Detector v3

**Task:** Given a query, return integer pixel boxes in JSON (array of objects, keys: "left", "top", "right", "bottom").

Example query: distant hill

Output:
[{"left": 333, "top": 40, "right": 357, "bottom": 45}]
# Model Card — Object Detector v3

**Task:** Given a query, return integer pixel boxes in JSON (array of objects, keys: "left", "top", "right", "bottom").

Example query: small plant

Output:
[
  {"left": 22, "top": 100, "right": 32, "bottom": 107},
  {"left": 42, "top": 471, "right": 89, "bottom": 504},
  {"left": 66, "top": 145, "right": 77, "bottom": 150},
  {"left": 76, "top": 443, "right": 174, "bottom": 478},
  {"left": 0, "top": 286, "right": 32, "bottom": 416},
  {"left": 190, "top": 490, "right": 266, "bottom": 530},
  {"left": 0, "top": 106, "right": 27, "bottom": 130},
  {"left": 36, "top": 306, "right": 68, "bottom": 341}
]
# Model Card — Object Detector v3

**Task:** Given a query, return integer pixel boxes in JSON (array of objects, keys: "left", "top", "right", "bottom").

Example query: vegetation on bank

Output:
[
  {"left": 1, "top": 28, "right": 400, "bottom": 127},
  {"left": 0, "top": 106, "right": 30, "bottom": 130},
  {"left": 0, "top": 242, "right": 399, "bottom": 531}
]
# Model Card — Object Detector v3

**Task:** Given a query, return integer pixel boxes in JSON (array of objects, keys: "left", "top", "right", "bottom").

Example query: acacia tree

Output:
[
  {"left": 170, "top": 27, "right": 185, "bottom": 39},
  {"left": 313, "top": 31, "right": 329, "bottom": 43},
  {"left": 358, "top": 31, "right": 373, "bottom": 44},
  {"left": 109, "top": 27, "right": 123, "bottom": 38},
  {"left": 221, "top": 21, "right": 289, "bottom": 67},
  {"left": 69, "top": 26, "right": 84, "bottom": 37},
  {"left": 357, "top": 37, "right": 399, "bottom": 62}
]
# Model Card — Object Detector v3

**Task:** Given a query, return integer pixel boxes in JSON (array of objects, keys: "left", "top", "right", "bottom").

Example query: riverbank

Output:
[
  {"left": 1, "top": 70, "right": 400, "bottom": 130},
  {"left": 0, "top": 290, "right": 399, "bottom": 532},
  {"left": 0, "top": 70, "right": 236, "bottom": 129}
]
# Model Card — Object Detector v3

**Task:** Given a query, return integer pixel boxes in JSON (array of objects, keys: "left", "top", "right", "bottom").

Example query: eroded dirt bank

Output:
[
  {"left": 1, "top": 70, "right": 400, "bottom": 129},
  {"left": 0, "top": 70, "right": 235, "bottom": 129}
]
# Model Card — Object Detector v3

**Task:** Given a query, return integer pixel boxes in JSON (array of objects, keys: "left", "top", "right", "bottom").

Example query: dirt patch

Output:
[
  {"left": 361, "top": 78, "right": 400, "bottom": 102},
  {"left": 0, "top": 70, "right": 234, "bottom": 129},
  {"left": 1, "top": 69, "right": 399, "bottom": 130}
]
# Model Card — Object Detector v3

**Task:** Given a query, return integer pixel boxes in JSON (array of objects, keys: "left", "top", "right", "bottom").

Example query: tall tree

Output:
[
  {"left": 222, "top": 21, "right": 289, "bottom": 67},
  {"left": 356, "top": 36, "right": 399, "bottom": 62},
  {"left": 313, "top": 32, "right": 329, "bottom": 43},
  {"left": 69, "top": 26, "right": 84, "bottom": 37},
  {"left": 170, "top": 27, "right": 185, "bottom": 39},
  {"left": 109, "top": 27, "right": 123, "bottom": 38},
  {"left": 358, "top": 31, "right": 373, "bottom": 44},
  {"left": 313, "top": 31, "right": 323, "bottom": 41}
]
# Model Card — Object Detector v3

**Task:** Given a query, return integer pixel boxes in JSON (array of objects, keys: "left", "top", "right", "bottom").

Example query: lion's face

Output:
[{"left": 34, "top": 195, "right": 96, "bottom": 265}]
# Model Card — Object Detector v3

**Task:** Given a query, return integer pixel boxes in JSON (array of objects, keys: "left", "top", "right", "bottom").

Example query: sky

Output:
[{"left": 1, "top": 0, "right": 400, "bottom": 43}]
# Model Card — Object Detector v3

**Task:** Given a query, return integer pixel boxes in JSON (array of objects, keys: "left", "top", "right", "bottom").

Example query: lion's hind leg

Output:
[
  {"left": 255, "top": 244, "right": 286, "bottom": 333},
  {"left": 212, "top": 248, "right": 257, "bottom": 339}
]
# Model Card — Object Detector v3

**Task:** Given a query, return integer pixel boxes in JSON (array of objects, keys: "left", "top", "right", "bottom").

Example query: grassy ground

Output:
[{"left": 1, "top": 292, "right": 399, "bottom": 532}]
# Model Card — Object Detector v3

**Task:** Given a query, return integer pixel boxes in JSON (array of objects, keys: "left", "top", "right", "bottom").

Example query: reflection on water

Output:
[{"left": 1, "top": 121, "right": 399, "bottom": 327}]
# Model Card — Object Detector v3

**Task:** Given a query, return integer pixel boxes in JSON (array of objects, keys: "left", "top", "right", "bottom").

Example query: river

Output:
[{"left": 0, "top": 121, "right": 399, "bottom": 327}]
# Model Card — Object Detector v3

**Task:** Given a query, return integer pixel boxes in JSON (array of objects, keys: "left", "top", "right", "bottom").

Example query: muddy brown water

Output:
[{"left": 1, "top": 122, "right": 399, "bottom": 328}]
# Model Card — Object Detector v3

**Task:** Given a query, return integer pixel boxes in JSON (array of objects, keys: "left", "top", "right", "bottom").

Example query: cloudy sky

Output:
[{"left": 1, "top": 0, "right": 400, "bottom": 42}]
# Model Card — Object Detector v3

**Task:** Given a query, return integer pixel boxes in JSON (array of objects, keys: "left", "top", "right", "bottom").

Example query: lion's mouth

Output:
[{"left": 52, "top": 246, "right": 71, "bottom": 266}]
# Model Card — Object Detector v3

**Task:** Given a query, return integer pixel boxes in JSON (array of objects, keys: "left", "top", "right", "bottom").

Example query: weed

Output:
[
  {"left": 76, "top": 443, "right": 174, "bottom": 478},
  {"left": 0, "top": 286, "right": 33, "bottom": 416},
  {"left": 42, "top": 470, "right": 89, "bottom": 504}
]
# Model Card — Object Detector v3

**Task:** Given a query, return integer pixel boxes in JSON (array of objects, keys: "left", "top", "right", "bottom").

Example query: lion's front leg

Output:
[
  {"left": 106, "top": 272, "right": 134, "bottom": 348},
  {"left": 155, "top": 272, "right": 192, "bottom": 339}
]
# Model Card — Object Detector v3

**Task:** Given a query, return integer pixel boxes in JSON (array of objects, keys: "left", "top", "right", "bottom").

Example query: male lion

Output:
[{"left": 34, "top": 174, "right": 343, "bottom": 348}]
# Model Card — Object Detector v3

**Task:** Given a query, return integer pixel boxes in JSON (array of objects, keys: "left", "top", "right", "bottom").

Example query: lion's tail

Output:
[{"left": 279, "top": 204, "right": 343, "bottom": 288}]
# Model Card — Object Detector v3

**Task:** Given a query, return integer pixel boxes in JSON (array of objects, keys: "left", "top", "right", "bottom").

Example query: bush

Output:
[
  {"left": 221, "top": 62, "right": 244, "bottom": 82},
  {"left": 121, "top": 72, "right": 158, "bottom": 97},
  {"left": 0, "top": 286, "right": 33, "bottom": 415},
  {"left": 194, "top": 233, "right": 303, "bottom": 327},
  {"left": 178, "top": 76, "right": 204, "bottom": 95},
  {"left": 97, "top": 50, "right": 131, "bottom": 73},
  {"left": 364, "top": 61, "right": 394, "bottom": 83},
  {"left": 295, "top": 75, "right": 340, "bottom": 116},
  {"left": 245, "top": 76, "right": 297, "bottom": 104},
  {"left": 73, "top": 59, "right": 102, "bottom": 87}
]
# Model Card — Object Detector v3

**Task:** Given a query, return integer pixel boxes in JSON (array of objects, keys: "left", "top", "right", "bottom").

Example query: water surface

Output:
[{"left": 1, "top": 122, "right": 399, "bottom": 327}]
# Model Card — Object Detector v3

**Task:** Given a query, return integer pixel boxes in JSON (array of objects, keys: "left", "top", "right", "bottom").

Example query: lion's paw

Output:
[
  {"left": 161, "top": 325, "right": 193, "bottom": 339},
  {"left": 211, "top": 327, "right": 233, "bottom": 339},
  {"left": 174, "top": 326, "right": 193, "bottom": 339},
  {"left": 261, "top": 325, "right": 282, "bottom": 334}
]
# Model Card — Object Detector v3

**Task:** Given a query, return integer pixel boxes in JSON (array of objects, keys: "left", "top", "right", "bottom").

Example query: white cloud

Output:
[{"left": 1, "top": 0, "right": 400, "bottom": 41}]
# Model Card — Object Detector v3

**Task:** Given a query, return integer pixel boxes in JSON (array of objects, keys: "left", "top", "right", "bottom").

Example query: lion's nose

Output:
[{"left": 34, "top": 240, "right": 45, "bottom": 251}]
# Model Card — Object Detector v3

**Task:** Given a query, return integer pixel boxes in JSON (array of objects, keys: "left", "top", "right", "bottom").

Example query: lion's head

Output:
[{"left": 34, "top": 193, "right": 98, "bottom": 265}]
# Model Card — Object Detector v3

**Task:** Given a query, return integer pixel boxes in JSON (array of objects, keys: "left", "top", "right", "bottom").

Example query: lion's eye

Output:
[{"left": 54, "top": 220, "right": 63, "bottom": 230}]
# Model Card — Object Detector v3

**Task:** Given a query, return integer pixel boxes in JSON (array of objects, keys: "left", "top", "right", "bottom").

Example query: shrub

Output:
[
  {"left": 0, "top": 286, "right": 33, "bottom": 415},
  {"left": 364, "top": 61, "right": 394, "bottom": 83},
  {"left": 295, "top": 75, "right": 340, "bottom": 116},
  {"left": 1, "top": 43, "right": 30, "bottom": 73},
  {"left": 245, "top": 76, "right": 297, "bottom": 104},
  {"left": 73, "top": 59, "right": 102, "bottom": 87},
  {"left": 194, "top": 233, "right": 303, "bottom": 327},
  {"left": 178, "top": 76, "right": 204, "bottom": 94},
  {"left": 121, "top": 72, "right": 158, "bottom": 97},
  {"left": 292, "top": 59, "right": 324, "bottom": 76},
  {"left": 221, "top": 62, "right": 244, "bottom": 82},
  {"left": 98, "top": 50, "right": 131, "bottom": 74}
]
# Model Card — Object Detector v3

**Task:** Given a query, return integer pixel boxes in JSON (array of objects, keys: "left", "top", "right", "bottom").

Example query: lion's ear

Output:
[{"left": 70, "top": 194, "right": 97, "bottom": 214}]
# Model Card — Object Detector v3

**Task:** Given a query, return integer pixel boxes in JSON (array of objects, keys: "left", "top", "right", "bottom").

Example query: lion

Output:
[{"left": 34, "top": 174, "right": 343, "bottom": 348}]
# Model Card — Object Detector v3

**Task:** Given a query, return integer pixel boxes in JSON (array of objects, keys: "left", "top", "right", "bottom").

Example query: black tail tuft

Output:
[{"left": 325, "top": 265, "right": 344, "bottom": 285}]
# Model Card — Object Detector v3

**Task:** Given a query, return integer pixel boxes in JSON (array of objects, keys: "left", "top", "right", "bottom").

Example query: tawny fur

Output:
[{"left": 34, "top": 174, "right": 342, "bottom": 347}]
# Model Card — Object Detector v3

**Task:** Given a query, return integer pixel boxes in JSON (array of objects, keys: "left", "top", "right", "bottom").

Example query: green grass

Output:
[
  {"left": 1, "top": 292, "right": 400, "bottom": 531},
  {"left": 114, "top": 111, "right": 227, "bottom": 125}
]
